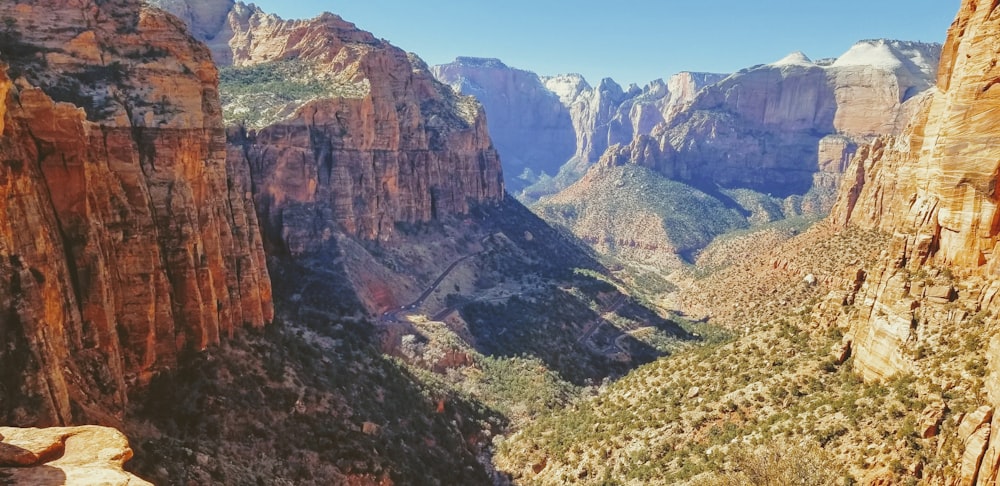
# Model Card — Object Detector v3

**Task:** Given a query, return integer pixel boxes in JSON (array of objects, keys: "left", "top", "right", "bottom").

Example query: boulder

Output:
[{"left": 0, "top": 426, "right": 152, "bottom": 486}]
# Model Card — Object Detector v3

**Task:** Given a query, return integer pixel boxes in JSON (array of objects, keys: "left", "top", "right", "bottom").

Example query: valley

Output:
[{"left": 0, "top": 0, "right": 994, "bottom": 485}]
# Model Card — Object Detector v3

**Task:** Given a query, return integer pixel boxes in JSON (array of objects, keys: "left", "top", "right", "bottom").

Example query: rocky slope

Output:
[
  {"left": 535, "top": 162, "right": 750, "bottom": 275},
  {"left": 0, "top": 0, "right": 272, "bottom": 428},
  {"left": 496, "top": 16, "right": 979, "bottom": 486},
  {"left": 0, "top": 426, "right": 151, "bottom": 485},
  {"left": 430, "top": 57, "right": 576, "bottom": 194}
]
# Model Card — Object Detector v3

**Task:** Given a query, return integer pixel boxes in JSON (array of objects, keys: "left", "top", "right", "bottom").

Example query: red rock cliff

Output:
[
  {"left": 213, "top": 6, "right": 505, "bottom": 246},
  {"left": 0, "top": 0, "right": 272, "bottom": 427}
]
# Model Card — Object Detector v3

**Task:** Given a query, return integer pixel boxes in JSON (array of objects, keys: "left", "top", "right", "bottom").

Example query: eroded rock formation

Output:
[
  {"left": 535, "top": 71, "right": 724, "bottom": 196},
  {"left": 155, "top": 1, "right": 505, "bottom": 247},
  {"left": 0, "top": 0, "right": 272, "bottom": 427},
  {"left": 0, "top": 426, "right": 152, "bottom": 485},
  {"left": 430, "top": 56, "right": 724, "bottom": 199},
  {"left": 829, "top": 0, "right": 1000, "bottom": 482},
  {"left": 830, "top": 0, "right": 1000, "bottom": 378}
]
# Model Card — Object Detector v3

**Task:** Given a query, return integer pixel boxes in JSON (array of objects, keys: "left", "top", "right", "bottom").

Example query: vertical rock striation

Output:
[
  {"left": 832, "top": 21, "right": 1000, "bottom": 271},
  {"left": 430, "top": 56, "right": 724, "bottom": 199},
  {"left": 537, "top": 72, "right": 724, "bottom": 195},
  {"left": 0, "top": 0, "right": 272, "bottom": 427}
]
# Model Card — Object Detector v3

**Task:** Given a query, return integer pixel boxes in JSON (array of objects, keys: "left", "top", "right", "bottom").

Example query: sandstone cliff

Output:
[
  {"left": 533, "top": 41, "right": 938, "bottom": 279},
  {"left": 829, "top": 5, "right": 1000, "bottom": 382},
  {"left": 154, "top": 1, "right": 504, "bottom": 248},
  {"left": 828, "top": 0, "right": 1000, "bottom": 483},
  {"left": 431, "top": 57, "right": 576, "bottom": 194},
  {"left": 548, "top": 71, "right": 725, "bottom": 168},
  {"left": 443, "top": 40, "right": 937, "bottom": 206},
  {"left": 533, "top": 71, "right": 723, "bottom": 198},
  {"left": 430, "top": 56, "right": 723, "bottom": 200},
  {"left": 0, "top": 0, "right": 272, "bottom": 427}
]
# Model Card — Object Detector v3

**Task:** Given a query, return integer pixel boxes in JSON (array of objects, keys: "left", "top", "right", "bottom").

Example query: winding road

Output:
[
  {"left": 377, "top": 234, "right": 637, "bottom": 362},
  {"left": 378, "top": 234, "right": 496, "bottom": 325}
]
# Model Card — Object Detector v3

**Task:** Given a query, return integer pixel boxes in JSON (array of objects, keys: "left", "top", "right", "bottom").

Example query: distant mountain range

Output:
[{"left": 433, "top": 39, "right": 941, "bottom": 203}]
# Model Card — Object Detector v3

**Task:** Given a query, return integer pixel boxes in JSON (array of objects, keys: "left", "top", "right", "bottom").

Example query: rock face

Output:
[
  {"left": 147, "top": 0, "right": 235, "bottom": 52},
  {"left": 536, "top": 71, "right": 724, "bottom": 196},
  {"left": 0, "top": 0, "right": 272, "bottom": 427},
  {"left": 832, "top": 33, "right": 1000, "bottom": 271},
  {"left": 431, "top": 57, "right": 576, "bottom": 193},
  {"left": 829, "top": 1, "right": 1000, "bottom": 482},
  {"left": 615, "top": 39, "right": 941, "bottom": 198},
  {"left": 543, "top": 72, "right": 724, "bottom": 171},
  {"left": 830, "top": 0, "right": 1000, "bottom": 375},
  {"left": 430, "top": 56, "right": 723, "bottom": 199},
  {"left": 0, "top": 426, "right": 152, "bottom": 485},
  {"left": 443, "top": 40, "right": 938, "bottom": 203},
  {"left": 535, "top": 41, "right": 939, "bottom": 273},
  {"left": 159, "top": 2, "right": 504, "bottom": 246}
]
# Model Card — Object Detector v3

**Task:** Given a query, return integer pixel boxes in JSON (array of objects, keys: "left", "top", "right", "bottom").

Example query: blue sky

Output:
[{"left": 248, "top": 1, "right": 960, "bottom": 86}]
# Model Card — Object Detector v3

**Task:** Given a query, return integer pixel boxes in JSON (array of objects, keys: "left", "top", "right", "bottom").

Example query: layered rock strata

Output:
[
  {"left": 610, "top": 40, "right": 941, "bottom": 198},
  {"left": 544, "top": 71, "right": 725, "bottom": 171},
  {"left": 431, "top": 56, "right": 723, "bottom": 198},
  {"left": 0, "top": 0, "right": 272, "bottom": 426},
  {"left": 830, "top": 0, "right": 1000, "bottom": 379}
]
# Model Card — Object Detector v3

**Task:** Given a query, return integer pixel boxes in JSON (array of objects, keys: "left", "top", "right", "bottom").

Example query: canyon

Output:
[
  {"left": 0, "top": 0, "right": 684, "bottom": 483},
  {"left": 496, "top": 1, "right": 1000, "bottom": 484},
  {"left": 528, "top": 39, "right": 941, "bottom": 283},
  {"left": 3, "top": 0, "right": 998, "bottom": 485}
]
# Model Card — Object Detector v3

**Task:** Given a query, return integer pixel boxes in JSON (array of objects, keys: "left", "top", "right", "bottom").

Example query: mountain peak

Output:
[
  {"left": 543, "top": 73, "right": 592, "bottom": 104},
  {"left": 772, "top": 51, "right": 814, "bottom": 67},
  {"left": 452, "top": 56, "right": 510, "bottom": 69},
  {"left": 832, "top": 39, "right": 907, "bottom": 68}
]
